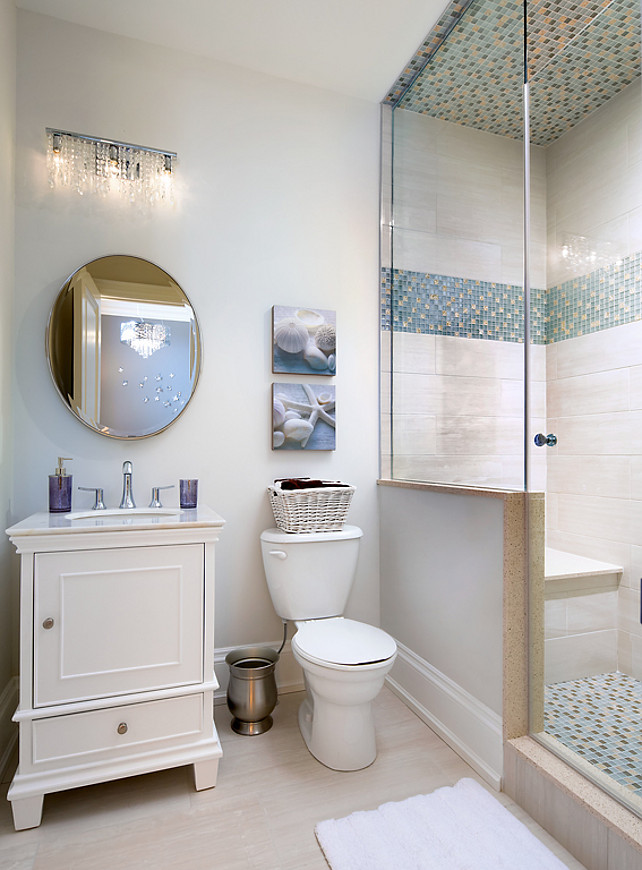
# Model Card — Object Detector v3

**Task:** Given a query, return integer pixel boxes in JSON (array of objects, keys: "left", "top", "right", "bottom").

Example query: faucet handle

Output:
[
  {"left": 149, "top": 485, "right": 174, "bottom": 509},
  {"left": 78, "top": 486, "right": 106, "bottom": 510}
]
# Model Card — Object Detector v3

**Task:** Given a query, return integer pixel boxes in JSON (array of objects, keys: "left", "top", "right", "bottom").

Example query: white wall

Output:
[
  {"left": 12, "top": 11, "right": 382, "bottom": 656},
  {"left": 0, "top": 0, "right": 16, "bottom": 685},
  {"left": 379, "top": 483, "right": 505, "bottom": 783}
]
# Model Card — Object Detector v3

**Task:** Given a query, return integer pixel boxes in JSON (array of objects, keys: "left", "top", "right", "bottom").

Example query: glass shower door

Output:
[{"left": 527, "top": 0, "right": 642, "bottom": 817}]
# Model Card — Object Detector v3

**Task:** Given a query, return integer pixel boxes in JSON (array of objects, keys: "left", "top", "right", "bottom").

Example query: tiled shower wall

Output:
[
  {"left": 544, "top": 81, "right": 642, "bottom": 680},
  {"left": 383, "top": 80, "right": 642, "bottom": 677}
]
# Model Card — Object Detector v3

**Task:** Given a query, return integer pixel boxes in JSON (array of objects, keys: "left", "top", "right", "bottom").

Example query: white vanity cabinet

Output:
[{"left": 6, "top": 507, "right": 225, "bottom": 830}]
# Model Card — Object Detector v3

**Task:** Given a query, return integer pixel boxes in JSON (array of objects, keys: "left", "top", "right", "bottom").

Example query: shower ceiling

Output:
[{"left": 387, "top": 0, "right": 640, "bottom": 147}]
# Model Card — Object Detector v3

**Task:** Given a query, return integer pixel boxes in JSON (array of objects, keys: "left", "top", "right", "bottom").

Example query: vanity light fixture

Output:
[
  {"left": 120, "top": 320, "right": 171, "bottom": 360},
  {"left": 46, "top": 128, "right": 176, "bottom": 207}
]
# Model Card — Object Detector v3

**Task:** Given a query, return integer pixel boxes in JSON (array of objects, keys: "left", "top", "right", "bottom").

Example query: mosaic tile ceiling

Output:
[{"left": 386, "top": 0, "right": 641, "bottom": 147}]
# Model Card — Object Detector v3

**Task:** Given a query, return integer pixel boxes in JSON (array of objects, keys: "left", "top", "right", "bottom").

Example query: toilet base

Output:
[{"left": 297, "top": 693, "right": 377, "bottom": 772}]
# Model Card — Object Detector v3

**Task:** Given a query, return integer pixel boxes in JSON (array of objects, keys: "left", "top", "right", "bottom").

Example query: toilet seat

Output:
[{"left": 293, "top": 617, "right": 396, "bottom": 667}]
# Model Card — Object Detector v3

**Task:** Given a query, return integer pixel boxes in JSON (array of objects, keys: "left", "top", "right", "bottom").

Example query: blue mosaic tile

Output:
[
  {"left": 385, "top": 0, "right": 639, "bottom": 148},
  {"left": 546, "top": 251, "right": 642, "bottom": 342},
  {"left": 381, "top": 267, "right": 547, "bottom": 344},
  {"left": 545, "top": 672, "right": 642, "bottom": 796},
  {"left": 383, "top": 249, "right": 642, "bottom": 345}
]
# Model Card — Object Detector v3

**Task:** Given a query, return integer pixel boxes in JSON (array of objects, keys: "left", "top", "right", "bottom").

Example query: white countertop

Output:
[{"left": 6, "top": 504, "right": 225, "bottom": 538}]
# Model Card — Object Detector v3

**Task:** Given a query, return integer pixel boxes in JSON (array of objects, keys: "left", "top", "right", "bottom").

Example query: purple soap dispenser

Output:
[{"left": 49, "top": 456, "right": 73, "bottom": 513}]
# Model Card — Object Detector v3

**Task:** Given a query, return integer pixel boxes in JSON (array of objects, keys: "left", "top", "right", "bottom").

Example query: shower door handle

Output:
[{"left": 534, "top": 433, "right": 557, "bottom": 447}]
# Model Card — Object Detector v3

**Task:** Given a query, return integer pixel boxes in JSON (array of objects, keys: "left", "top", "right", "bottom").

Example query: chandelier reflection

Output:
[
  {"left": 120, "top": 321, "right": 171, "bottom": 359},
  {"left": 46, "top": 129, "right": 176, "bottom": 208},
  {"left": 560, "top": 233, "right": 621, "bottom": 275}
]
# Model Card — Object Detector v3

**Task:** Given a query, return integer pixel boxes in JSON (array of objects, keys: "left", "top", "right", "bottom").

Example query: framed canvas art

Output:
[
  {"left": 272, "top": 305, "right": 336, "bottom": 375},
  {"left": 272, "top": 383, "right": 335, "bottom": 450}
]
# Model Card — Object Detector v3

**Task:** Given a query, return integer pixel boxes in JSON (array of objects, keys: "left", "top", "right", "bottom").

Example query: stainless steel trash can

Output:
[{"left": 225, "top": 646, "right": 279, "bottom": 735}]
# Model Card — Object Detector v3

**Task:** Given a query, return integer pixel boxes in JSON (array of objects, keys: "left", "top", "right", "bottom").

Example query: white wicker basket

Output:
[{"left": 267, "top": 482, "right": 355, "bottom": 533}]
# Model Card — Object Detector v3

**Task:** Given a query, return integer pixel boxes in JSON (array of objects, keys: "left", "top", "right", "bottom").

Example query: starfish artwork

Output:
[{"left": 272, "top": 383, "right": 336, "bottom": 450}]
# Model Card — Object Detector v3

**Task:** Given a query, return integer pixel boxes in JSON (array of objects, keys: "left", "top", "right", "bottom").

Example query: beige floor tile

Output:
[{"left": 0, "top": 689, "right": 586, "bottom": 869}]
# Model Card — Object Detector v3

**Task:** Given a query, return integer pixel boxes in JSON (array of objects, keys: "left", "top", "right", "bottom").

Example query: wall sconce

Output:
[{"left": 46, "top": 128, "right": 176, "bottom": 207}]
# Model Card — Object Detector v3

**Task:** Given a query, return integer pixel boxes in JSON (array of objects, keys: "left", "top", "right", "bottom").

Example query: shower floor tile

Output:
[{"left": 544, "top": 672, "right": 642, "bottom": 796}]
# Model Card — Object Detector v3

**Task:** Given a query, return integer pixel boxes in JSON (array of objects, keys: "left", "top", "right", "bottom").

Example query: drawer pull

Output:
[
  {"left": 117, "top": 722, "right": 128, "bottom": 735},
  {"left": 42, "top": 618, "right": 54, "bottom": 630}
]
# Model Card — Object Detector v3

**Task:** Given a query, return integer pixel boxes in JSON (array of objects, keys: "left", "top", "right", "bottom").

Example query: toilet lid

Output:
[{"left": 293, "top": 618, "right": 396, "bottom": 666}]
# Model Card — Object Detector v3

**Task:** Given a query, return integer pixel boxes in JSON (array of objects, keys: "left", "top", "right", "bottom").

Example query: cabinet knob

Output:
[
  {"left": 42, "top": 617, "right": 54, "bottom": 630},
  {"left": 117, "top": 722, "right": 128, "bottom": 735}
]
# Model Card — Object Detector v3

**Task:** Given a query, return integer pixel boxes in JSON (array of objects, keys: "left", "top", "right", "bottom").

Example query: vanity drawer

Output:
[{"left": 32, "top": 694, "right": 205, "bottom": 766}]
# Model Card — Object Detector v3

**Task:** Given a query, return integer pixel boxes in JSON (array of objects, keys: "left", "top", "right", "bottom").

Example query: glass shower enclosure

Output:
[{"left": 381, "top": 0, "right": 642, "bottom": 818}]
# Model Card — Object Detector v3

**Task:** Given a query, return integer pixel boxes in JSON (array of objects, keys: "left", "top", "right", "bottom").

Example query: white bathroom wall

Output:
[
  {"left": 379, "top": 482, "right": 505, "bottom": 784},
  {"left": 0, "top": 0, "right": 17, "bottom": 777},
  {"left": 12, "top": 11, "right": 382, "bottom": 657}
]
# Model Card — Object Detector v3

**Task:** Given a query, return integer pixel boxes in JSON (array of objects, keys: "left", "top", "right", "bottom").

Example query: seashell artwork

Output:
[
  {"left": 272, "top": 382, "right": 335, "bottom": 450},
  {"left": 273, "top": 398, "right": 286, "bottom": 428},
  {"left": 273, "top": 317, "right": 309, "bottom": 354},
  {"left": 303, "top": 341, "right": 329, "bottom": 370},
  {"left": 296, "top": 308, "right": 324, "bottom": 331},
  {"left": 272, "top": 305, "right": 336, "bottom": 375},
  {"left": 314, "top": 323, "right": 336, "bottom": 352}
]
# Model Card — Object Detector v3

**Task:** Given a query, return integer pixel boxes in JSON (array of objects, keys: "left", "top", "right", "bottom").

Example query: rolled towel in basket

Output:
[{"left": 277, "top": 478, "right": 350, "bottom": 490}]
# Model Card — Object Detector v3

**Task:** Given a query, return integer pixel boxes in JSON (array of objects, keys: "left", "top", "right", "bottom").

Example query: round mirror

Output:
[{"left": 47, "top": 255, "right": 201, "bottom": 439}]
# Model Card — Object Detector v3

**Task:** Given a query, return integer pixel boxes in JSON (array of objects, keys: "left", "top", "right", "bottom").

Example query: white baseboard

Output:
[
  {"left": 386, "top": 642, "right": 503, "bottom": 790},
  {"left": 0, "top": 677, "right": 18, "bottom": 781},
  {"left": 214, "top": 640, "right": 304, "bottom": 706}
]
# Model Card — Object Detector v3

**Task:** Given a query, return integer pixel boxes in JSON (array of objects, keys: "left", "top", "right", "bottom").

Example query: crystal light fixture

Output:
[
  {"left": 46, "top": 128, "right": 176, "bottom": 207},
  {"left": 120, "top": 320, "right": 171, "bottom": 359}
]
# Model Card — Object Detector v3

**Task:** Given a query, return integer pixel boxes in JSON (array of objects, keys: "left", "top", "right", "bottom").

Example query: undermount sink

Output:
[{"left": 67, "top": 508, "right": 180, "bottom": 521}]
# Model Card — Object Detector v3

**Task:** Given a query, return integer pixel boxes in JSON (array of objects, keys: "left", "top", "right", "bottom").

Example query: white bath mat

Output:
[{"left": 315, "top": 777, "right": 569, "bottom": 870}]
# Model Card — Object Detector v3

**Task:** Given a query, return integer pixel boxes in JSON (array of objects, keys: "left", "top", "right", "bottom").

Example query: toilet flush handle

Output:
[{"left": 268, "top": 549, "right": 288, "bottom": 560}]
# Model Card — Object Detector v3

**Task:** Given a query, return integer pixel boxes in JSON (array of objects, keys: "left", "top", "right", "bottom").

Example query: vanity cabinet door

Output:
[{"left": 33, "top": 544, "right": 204, "bottom": 706}]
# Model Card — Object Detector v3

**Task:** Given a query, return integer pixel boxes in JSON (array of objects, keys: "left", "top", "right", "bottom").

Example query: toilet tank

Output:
[{"left": 260, "top": 525, "right": 362, "bottom": 620}]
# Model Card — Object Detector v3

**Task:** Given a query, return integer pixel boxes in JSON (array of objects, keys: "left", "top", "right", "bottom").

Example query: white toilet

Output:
[{"left": 260, "top": 525, "right": 397, "bottom": 771}]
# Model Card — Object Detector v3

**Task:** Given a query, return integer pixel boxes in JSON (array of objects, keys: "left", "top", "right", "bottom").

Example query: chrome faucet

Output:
[{"left": 119, "top": 460, "right": 136, "bottom": 509}]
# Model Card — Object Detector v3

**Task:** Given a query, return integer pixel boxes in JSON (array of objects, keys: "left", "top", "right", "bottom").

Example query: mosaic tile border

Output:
[
  {"left": 381, "top": 267, "right": 546, "bottom": 344},
  {"left": 544, "top": 672, "right": 642, "bottom": 796},
  {"left": 547, "top": 251, "right": 642, "bottom": 341},
  {"left": 383, "top": 249, "right": 642, "bottom": 344}
]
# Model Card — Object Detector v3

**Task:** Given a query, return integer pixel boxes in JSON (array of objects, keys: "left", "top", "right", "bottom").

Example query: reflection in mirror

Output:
[{"left": 47, "top": 255, "right": 201, "bottom": 439}]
